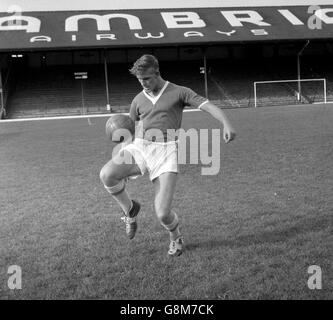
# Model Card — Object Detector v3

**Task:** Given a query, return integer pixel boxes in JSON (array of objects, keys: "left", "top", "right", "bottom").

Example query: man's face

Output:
[{"left": 136, "top": 68, "right": 159, "bottom": 93}]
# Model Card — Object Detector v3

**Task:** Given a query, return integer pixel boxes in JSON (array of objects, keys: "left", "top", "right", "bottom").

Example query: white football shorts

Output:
[{"left": 120, "top": 138, "right": 178, "bottom": 181}]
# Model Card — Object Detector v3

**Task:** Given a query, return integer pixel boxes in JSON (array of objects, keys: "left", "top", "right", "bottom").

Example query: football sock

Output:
[
  {"left": 104, "top": 180, "right": 132, "bottom": 215},
  {"left": 170, "top": 227, "right": 181, "bottom": 242},
  {"left": 161, "top": 211, "right": 181, "bottom": 241}
]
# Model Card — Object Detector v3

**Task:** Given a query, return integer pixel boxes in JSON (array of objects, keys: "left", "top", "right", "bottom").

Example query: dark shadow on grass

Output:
[{"left": 186, "top": 215, "right": 331, "bottom": 251}]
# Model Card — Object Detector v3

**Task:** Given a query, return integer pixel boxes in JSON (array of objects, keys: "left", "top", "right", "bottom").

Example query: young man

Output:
[{"left": 100, "top": 54, "right": 236, "bottom": 256}]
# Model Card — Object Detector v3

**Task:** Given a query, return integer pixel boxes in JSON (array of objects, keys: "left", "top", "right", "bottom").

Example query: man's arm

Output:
[
  {"left": 129, "top": 100, "right": 139, "bottom": 122},
  {"left": 200, "top": 101, "right": 236, "bottom": 143}
]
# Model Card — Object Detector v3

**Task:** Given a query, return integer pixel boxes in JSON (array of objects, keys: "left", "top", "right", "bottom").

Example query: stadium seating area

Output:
[
  {"left": 6, "top": 64, "right": 140, "bottom": 117},
  {"left": 3, "top": 55, "right": 333, "bottom": 118},
  {"left": 209, "top": 57, "right": 333, "bottom": 107}
]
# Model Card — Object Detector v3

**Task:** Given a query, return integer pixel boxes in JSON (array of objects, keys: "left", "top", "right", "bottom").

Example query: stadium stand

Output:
[
  {"left": 1, "top": 2, "right": 333, "bottom": 118},
  {"left": 209, "top": 56, "right": 333, "bottom": 108},
  {"left": 2, "top": 47, "right": 333, "bottom": 118},
  {"left": 5, "top": 60, "right": 221, "bottom": 118},
  {"left": 6, "top": 64, "right": 138, "bottom": 117}
]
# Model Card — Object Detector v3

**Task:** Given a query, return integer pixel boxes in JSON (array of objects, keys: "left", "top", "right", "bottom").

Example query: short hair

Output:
[{"left": 129, "top": 54, "right": 159, "bottom": 76}]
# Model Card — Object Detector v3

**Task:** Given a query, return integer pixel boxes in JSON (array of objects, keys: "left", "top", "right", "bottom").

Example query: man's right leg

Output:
[{"left": 100, "top": 149, "right": 142, "bottom": 239}]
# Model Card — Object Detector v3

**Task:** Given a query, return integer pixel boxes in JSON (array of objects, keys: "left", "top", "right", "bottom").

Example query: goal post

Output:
[
  {"left": 254, "top": 78, "right": 327, "bottom": 108},
  {"left": 0, "top": 88, "right": 5, "bottom": 119}
]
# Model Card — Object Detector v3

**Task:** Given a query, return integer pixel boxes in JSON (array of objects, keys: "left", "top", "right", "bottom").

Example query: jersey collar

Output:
[{"left": 142, "top": 81, "right": 169, "bottom": 105}]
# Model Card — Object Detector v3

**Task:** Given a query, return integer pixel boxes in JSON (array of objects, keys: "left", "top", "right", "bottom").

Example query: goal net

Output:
[{"left": 254, "top": 78, "right": 327, "bottom": 108}]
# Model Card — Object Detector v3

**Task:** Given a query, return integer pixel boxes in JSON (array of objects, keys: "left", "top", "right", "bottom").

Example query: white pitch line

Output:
[{"left": 0, "top": 109, "right": 202, "bottom": 123}]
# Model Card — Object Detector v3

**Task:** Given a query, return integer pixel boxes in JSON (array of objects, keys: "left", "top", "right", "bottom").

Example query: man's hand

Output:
[
  {"left": 199, "top": 101, "right": 237, "bottom": 143},
  {"left": 223, "top": 123, "right": 236, "bottom": 143}
]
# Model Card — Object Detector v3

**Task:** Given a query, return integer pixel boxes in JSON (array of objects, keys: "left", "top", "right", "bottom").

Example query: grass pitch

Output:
[{"left": 0, "top": 104, "right": 332, "bottom": 299}]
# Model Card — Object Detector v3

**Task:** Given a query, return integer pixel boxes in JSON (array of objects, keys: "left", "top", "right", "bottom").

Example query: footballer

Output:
[{"left": 100, "top": 54, "right": 236, "bottom": 256}]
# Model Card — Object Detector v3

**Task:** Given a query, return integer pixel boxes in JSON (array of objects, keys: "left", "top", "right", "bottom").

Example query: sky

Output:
[{"left": 1, "top": 0, "right": 333, "bottom": 12}]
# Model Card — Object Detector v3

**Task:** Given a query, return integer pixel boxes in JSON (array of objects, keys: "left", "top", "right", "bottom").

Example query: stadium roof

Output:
[{"left": 0, "top": 1, "right": 333, "bottom": 51}]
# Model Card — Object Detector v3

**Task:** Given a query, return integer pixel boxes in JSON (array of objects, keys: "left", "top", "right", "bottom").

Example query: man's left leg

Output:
[{"left": 153, "top": 172, "right": 183, "bottom": 256}]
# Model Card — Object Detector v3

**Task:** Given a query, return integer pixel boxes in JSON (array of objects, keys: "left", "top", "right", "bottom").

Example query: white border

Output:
[{"left": 1, "top": 0, "right": 333, "bottom": 12}]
